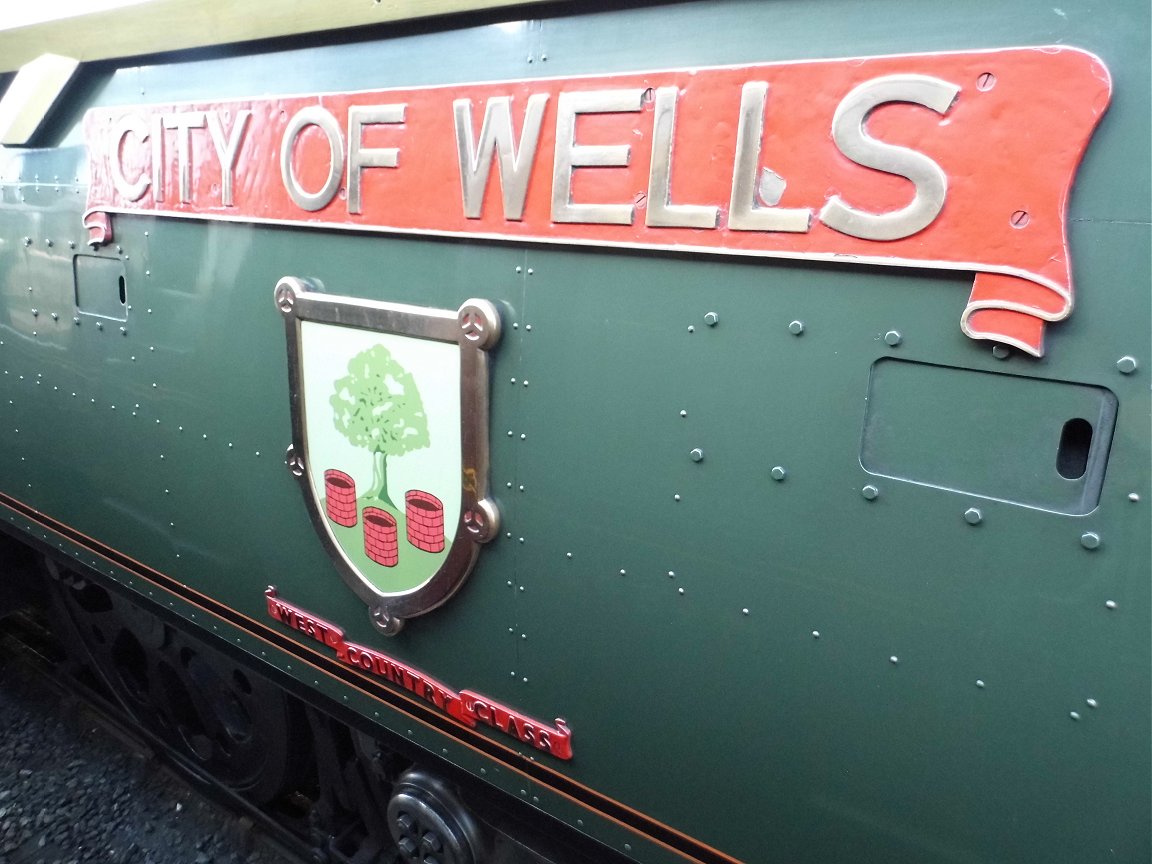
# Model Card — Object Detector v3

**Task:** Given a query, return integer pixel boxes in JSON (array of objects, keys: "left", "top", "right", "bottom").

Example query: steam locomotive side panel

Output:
[{"left": 0, "top": 2, "right": 1148, "bottom": 863}]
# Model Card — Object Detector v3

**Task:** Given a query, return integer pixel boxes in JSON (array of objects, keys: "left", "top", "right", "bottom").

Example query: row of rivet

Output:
[{"left": 691, "top": 309, "right": 1141, "bottom": 374}]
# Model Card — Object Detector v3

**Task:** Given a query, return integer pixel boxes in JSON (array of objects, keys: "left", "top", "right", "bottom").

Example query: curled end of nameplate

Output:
[
  {"left": 962, "top": 271, "right": 1073, "bottom": 358},
  {"left": 83, "top": 210, "right": 112, "bottom": 247}
]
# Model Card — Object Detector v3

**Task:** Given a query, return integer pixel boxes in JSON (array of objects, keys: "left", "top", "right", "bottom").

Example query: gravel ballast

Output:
[{"left": 0, "top": 649, "right": 294, "bottom": 864}]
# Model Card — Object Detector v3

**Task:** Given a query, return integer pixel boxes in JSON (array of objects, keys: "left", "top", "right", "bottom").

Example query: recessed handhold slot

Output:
[
  {"left": 861, "top": 359, "right": 1117, "bottom": 515},
  {"left": 1056, "top": 418, "right": 1093, "bottom": 480}
]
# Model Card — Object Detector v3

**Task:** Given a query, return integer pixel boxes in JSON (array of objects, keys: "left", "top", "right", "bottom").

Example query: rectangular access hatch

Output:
[
  {"left": 73, "top": 254, "right": 127, "bottom": 321},
  {"left": 860, "top": 359, "right": 1116, "bottom": 515}
]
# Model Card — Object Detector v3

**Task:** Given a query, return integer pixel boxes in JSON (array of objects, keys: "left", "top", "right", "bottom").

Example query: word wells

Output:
[{"left": 264, "top": 589, "right": 573, "bottom": 760}]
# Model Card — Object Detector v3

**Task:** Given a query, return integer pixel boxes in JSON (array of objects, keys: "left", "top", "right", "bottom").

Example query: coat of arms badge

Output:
[{"left": 275, "top": 277, "right": 501, "bottom": 634}]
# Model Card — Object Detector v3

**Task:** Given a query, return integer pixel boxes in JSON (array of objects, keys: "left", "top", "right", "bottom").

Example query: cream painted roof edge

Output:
[{"left": 0, "top": 0, "right": 550, "bottom": 74}]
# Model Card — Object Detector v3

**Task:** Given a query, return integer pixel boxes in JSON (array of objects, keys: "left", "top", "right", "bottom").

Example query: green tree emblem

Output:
[{"left": 330, "top": 344, "right": 429, "bottom": 508}]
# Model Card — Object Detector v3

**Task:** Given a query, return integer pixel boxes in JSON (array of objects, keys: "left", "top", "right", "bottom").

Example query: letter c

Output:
[{"left": 111, "top": 114, "right": 151, "bottom": 201}]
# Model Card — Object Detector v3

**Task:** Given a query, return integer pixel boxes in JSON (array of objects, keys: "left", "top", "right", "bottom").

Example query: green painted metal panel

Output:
[{"left": 0, "top": 1, "right": 1147, "bottom": 863}]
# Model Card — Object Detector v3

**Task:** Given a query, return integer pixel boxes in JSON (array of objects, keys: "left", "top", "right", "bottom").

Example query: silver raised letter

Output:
[
  {"left": 110, "top": 114, "right": 150, "bottom": 201},
  {"left": 347, "top": 104, "right": 404, "bottom": 215},
  {"left": 150, "top": 114, "right": 165, "bottom": 202},
  {"left": 280, "top": 106, "right": 344, "bottom": 212},
  {"left": 646, "top": 87, "right": 718, "bottom": 229},
  {"left": 552, "top": 89, "right": 643, "bottom": 225},
  {"left": 454, "top": 93, "right": 548, "bottom": 221},
  {"left": 163, "top": 111, "right": 206, "bottom": 204},
  {"left": 206, "top": 109, "right": 251, "bottom": 207},
  {"left": 819, "top": 74, "right": 960, "bottom": 241},
  {"left": 728, "top": 82, "right": 810, "bottom": 233}
]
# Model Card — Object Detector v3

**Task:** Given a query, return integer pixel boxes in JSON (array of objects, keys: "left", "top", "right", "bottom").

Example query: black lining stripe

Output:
[{"left": 0, "top": 491, "right": 741, "bottom": 864}]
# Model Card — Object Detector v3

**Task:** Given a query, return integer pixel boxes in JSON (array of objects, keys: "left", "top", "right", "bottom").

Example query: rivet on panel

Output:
[
  {"left": 689, "top": 448, "right": 704, "bottom": 462},
  {"left": 510, "top": 377, "right": 517, "bottom": 384},
  {"left": 1116, "top": 356, "right": 1138, "bottom": 374},
  {"left": 770, "top": 466, "right": 787, "bottom": 481},
  {"left": 619, "top": 569, "right": 626, "bottom": 576},
  {"left": 522, "top": 380, "right": 529, "bottom": 387},
  {"left": 687, "top": 325, "right": 695, "bottom": 333},
  {"left": 742, "top": 608, "right": 749, "bottom": 616},
  {"left": 811, "top": 630, "right": 820, "bottom": 639},
  {"left": 788, "top": 320, "right": 804, "bottom": 335},
  {"left": 861, "top": 485, "right": 879, "bottom": 500},
  {"left": 673, "top": 494, "right": 681, "bottom": 501},
  {"left": 50, "top": 312, "right": 58, "bottom": 321},
  {"left": 565, "top": 552, "right": 572, "bottom": 559},
  {"left": 526, "top": 268, "right": 534, "bottom": 275},
  {"left": 1105, "top": 600, "right": 1117, "bottom": 610},
  {"left": 1128, "top": 493, "right": 1140, "bottom": 502},
  {"left": 975, "top": 679, "right": 985, "bottom": 688},
  {"left": 515, "top": 266, "right": 522, "bottom": 273},
  {"left": 889, "top": 656, "right": 899, "bottom": 665},
  {"left": 520, "top": 433, "right": 526, "bottom": 440},
  {"left": 1080, "top": 531, "right": 1100, "bottom": 550},
  {"left": 525, "top": 324, "right": 532, "bottom": 331},
  {"left": 1086, "top": 698, "right": 1098, "bottom": 709},
  {"left": 677, "top": 588, "right": 684, "bottom": 595},
  {"left": 679, "top": 410, "right": 687, "bottom": 418},
  {"left": 992, "top": 345, "right": 1011, "bottom": 360},
  {"left": 31, "top": 309, "right": 38, "bottom": 317},
  {"left": 883, "top": 330, "right": 902, "bottom": 347},
  {"left": 96, "top": 322, "right": 103, "bottom": 330},
  {"left": 704, "top": 312, "right": 719, "bottom": 326},
  {"left": 964, "top": 507, "right": 983, "bottom": 525},
  {"left": 1069, "top": 711, "right": 1081, "bottom": 721}
]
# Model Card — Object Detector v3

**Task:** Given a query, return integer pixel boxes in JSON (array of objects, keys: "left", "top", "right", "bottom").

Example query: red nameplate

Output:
[{"left": 84, "top": 47, "right": 1110, "bottom": 356}]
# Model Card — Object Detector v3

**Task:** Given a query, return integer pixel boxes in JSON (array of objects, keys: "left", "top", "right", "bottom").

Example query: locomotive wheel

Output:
[
  {"left": 387, "top": 768, "right": 486, "bottom": 864},
  {"left": 47, "top": 562, "right": 305, "bottom": 804}
]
